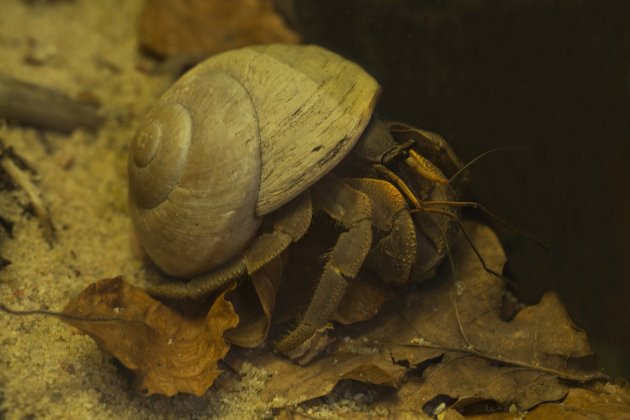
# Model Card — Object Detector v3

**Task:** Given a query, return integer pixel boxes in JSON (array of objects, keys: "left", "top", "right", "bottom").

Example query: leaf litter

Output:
[
  {"left": 62, "top": 222, "right": 628, "bottom": 418},
  {"left": 224, "top": 254, "right": 284, "bottom": 348},
  {"left": 228, "top": 222, "right": 609, "bottom": 416}
]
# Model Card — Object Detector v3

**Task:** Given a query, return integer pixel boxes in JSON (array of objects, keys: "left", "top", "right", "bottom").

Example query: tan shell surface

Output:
[
  {"left": 199, "top": 44, "right": 381, "bottom": 215},
  {"left": 129, "top": 70, "right": 262, "bottom": 277},
  {"left": 128, "top": 44, "right": 380, "bottom": 277}
]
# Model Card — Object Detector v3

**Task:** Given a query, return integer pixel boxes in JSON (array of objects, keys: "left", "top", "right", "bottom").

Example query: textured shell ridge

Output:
[
  {"left": 128, "top": 44, "right": 380, "bottom": 277},
  {"left": 204, "top": 44, "right": 381, "bottom": 215},
  {"left": 129, "top": 65, "right": 263, "bottom": 277}
]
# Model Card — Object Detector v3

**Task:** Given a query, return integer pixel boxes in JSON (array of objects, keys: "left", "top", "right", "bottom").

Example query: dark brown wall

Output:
[{"left": 287, "top": 0, "right": 630, "bottom": 377}]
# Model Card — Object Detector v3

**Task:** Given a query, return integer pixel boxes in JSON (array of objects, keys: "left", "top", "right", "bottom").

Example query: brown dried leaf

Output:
[
  {"left": 461, "top": 382, "right": 630, "bottom": 419},
  {"left": 524, "top": 382, "right": 630, "bottom": 420},
  {"left": 226, "top": 254, "right": 284, "bottom": 347},
  {"left": 139, "top": 0, "right": 300, "bottom": 58},
  {"left": 236, "top": 223, "right": 603, "bottom": 413},
  {"left": 228, "top": 348, "right": 405, "bottom": 408},
  {"left": 63, "top": 277, "right": 238, "bottom": 397},
  {"left": 385, "top": 354, "right": 568, "bottom": 416},
  {"left": 333, "top": 277, "right": 394, "bottom": 325}
]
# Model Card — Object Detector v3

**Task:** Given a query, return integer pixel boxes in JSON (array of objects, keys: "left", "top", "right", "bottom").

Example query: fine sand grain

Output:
[{"left": 0, "top": 1, "right": 297, "bottom": 418}]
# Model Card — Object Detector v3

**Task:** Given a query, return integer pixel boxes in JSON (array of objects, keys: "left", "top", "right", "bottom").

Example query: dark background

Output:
[{"left": 283, "top": 0, "right": 630, "bottom": 377}]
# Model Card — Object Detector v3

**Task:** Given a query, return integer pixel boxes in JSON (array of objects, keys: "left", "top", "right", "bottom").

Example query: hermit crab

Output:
[{"left": 128, "top": 44, "right": 464, "bottom": 357}]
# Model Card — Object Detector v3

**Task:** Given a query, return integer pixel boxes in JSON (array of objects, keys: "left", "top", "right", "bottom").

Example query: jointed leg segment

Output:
[
  {"left": 345, "top": 178, "right": 417, "bottom": 287},
  {"left": 148, "top": 192, "right": 313, "bottom": 300},
  {"left": 274, "top": 175, "right": 373, "bottom": 354}
]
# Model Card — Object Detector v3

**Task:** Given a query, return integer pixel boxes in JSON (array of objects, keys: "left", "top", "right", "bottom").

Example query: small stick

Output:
[
  {"left": 0, "top": 74, "right": 104, "bottom": 133},
  {"left": 0, "top": 155, "right": 55, "bottom": 245}
]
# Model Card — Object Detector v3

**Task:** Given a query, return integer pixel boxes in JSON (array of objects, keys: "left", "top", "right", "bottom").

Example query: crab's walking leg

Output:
[
  {"left": 148, "top": 192, "right": 313, "bottom": 300},
  {"left": 274, "top": 175, "right": 373, "bottom": 354},
  {"left": 345, "top": 178, "right": 417, "bottom": 286}
]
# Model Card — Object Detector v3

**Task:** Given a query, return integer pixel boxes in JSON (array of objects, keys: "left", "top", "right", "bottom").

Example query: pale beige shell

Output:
[{"left": 128, "top": 44, "right": 380, "bottom": 277}]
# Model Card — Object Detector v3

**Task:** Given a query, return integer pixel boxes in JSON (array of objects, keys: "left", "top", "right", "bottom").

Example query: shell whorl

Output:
[
  {"left": 130, "top": 102, "right": 192, "bottom": 209},
  {"left": 129, "top": 70, "right": 262, "bottom": 277},
  {"left": 128, "top": 44, "right": 380, "bottom": 278}
]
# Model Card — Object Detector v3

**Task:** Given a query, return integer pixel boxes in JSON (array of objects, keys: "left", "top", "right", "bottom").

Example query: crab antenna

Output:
[
  {"left": 412, "top": 207, "right": 504, "bottom": 280},
  {"left": 423, "top": 200, "right": 549, "bottom": 250},
  {"left": 448, "top": 146, "right": 531, "bottom": 184},
  {"left": 425, "top": 146, "right": 547, "bottom": 250},
  {"left": 423, "top": 209, "right": 457, "bottom": 279}
]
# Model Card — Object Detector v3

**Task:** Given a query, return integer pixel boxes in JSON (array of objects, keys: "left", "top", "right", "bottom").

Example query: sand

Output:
[{"left": 0, "top": 1, "right": 288, "bottom": 418}]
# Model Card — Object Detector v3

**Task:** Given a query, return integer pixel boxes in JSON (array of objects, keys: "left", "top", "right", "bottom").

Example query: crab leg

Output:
[
  {"left": 275, "top": 175, "right": 372, "bottom": 354},
  {"left": 373, "top": 163, "right": 422, "bottom": 208},
  {"left": 148, "top": 192, "right": 313, "bottom": 300},
  {"left": 404, "top": 149, "right": 449, "bottom": 185},
  {"left": 345, "top": 178, "right": 417, "bottom": 286}
]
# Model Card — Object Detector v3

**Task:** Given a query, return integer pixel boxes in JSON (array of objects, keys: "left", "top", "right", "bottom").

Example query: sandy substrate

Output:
[{"left": 0, "top": 1, "right": 290, "bottom": 418}]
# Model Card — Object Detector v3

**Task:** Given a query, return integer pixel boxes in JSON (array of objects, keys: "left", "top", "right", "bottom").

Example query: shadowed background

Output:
[{"left": 279, "top": 0, "right": 630, "bottom": 377}]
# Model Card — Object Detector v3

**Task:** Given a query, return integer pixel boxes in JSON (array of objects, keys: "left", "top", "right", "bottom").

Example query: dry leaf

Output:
[
  {"left": 139, "top": 0, "right": 300, "bottom": 58},
  {"left": 524, "top": 382, "right": 630, "bottom": 419},
  {"left": 388, "top": 353, "right": 568, "bottom": 416},
  {"left": 461, "top": 382, "right": 630, "bottom": 419},
  {"left": 227, "top": 348, "right": 405, "bottom": 408},
  {"left": 63, "top": 277, "right": 239, "bottom": 396},
  {"left": 225, "top": 254, "right": 284, "bottom": 347},
  {"left": 232, "top": 222, "right": 604, "bottom": 413},
  {"left": 333, "top": 276, "right": 395, "bottom": 325}
]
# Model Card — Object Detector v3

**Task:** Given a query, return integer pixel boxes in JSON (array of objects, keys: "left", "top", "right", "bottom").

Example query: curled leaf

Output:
[
  {"left": 226, "top": 254, "right": 284, "bottom": 347},
  {"left": 63, "top": 277, "right": 239, "bottom": 396},
  {"left": 526, "top": 382, "right": 630, "bottom": 419}
]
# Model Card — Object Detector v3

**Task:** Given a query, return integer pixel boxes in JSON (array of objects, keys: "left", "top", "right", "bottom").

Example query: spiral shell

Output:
[{"left": 128, "top": 44, "right": 380, "bottom": 277}]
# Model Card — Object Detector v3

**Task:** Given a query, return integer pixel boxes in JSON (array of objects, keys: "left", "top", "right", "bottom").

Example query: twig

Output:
[
  {"left": 0, "top": 152, "right": 55, "bottom": 245},
  {"left": 398, "top": 340, "right": 608, "bottom": 383},
  {"left": 0, "top": 73, "right": 104, "bottom": 133},
  {"left": 0, "top": 302, "right": 147, "bottom": 326}
]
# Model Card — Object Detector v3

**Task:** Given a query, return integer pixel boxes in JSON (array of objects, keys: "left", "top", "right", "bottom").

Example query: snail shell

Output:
[{"left": 128, "top": 44, "right": 380, "bottom": 277}]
